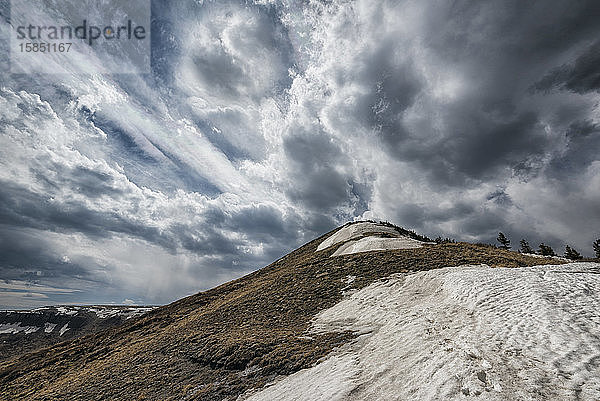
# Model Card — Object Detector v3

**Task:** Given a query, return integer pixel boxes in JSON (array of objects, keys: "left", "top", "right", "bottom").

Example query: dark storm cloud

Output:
[
  {"left": 0, "top": 178, "right": 299, "bottom": 260},
  {"left": 266, "top": 0, "right": 600, "bottom": 254},
  {"left": 566, "top": 120, "right": 600, "bottom": 138},
  {"left": 546, "top": 129, "right": 600, "bottom": 181},
  {"left": 287, "top": 168, "right": 349, "bottom": 210},
  {"left": 0, "top": 226, "right": 92, "bottom": 284},
  {"left": 354, "top": 41, "right": 422, "bottom": 148},
  {"left": 534, "top": 40, "right": 600, "bottom": 95},
  {"left": 0, "top": 180, "right": 164, "bottom": 246},
  {"left": 356, "top": 0, "right": 600, "bottom": 186},
  {"left": 226, "top": 204, "right": 286, "bottom": 238},
  {"left": 255, "top": 0, "right": 599, "bottom": 258},
  {"left": 486, "top": 189, "right": 512, "bottom": 207},
  {"left": 283, "top": 125, "right": 351, "bottom": 210},
  {"left": 441, "top": 111, "right": 546, "bottom": 181},
  {"left": 226, "top": 205, "right": 305, "bottom": 261}
]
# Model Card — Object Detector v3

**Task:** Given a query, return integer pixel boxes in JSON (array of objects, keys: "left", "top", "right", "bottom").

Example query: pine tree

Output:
[
  {"left": 594, "top": 239, "right": 600, "bottom": 259},
  {"left": 538, "top": 243, "right": 556, "bottom": 256},
  {"left": 434, "top": 236, "right": 455, "bottom": 244},
  {"left": 496, "top": 232, "right": 511, "bottom": 249},
  {"left": 519, "top": 239, "right": 532, "bottom": 254},
  {"left": 564, "top": 245, "right": 582, "bottom": 260}
]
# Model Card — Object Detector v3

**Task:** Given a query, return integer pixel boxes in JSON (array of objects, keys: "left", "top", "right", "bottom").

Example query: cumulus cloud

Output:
[
  {"left": 1, "top": 0, "right": 599, "bottom": 307},
  {"left": 271, "top": 0, "right": 600, "bottom": 250}
]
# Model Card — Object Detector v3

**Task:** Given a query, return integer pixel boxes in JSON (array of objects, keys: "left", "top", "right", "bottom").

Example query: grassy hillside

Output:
[{"left": 0, "top": 225, "right": 564, "bottom": 400}]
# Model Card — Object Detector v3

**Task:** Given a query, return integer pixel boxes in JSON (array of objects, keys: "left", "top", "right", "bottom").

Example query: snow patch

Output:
[
  {"left": 0, "top": 322, "right": 40, "bottom": 334},
  {"left": 244, "top": 354, "right": 359, "bottom": 400},
  {"left": 331, "top": 236, "right": 425, "bottom": 256},
  {"left": 55, "top": 307, "right": 78, "bottom": 316},
  {"left": 521, "top": 253, "right": 571, "bottom": 262},
  {"left": 29, "top": 305, "right": 154, "bottom": 320},
  {"left": 59, "top": 323, "right": 70, "bottom": 336},
  {"left": 44, "top": 322, "right": 57, "bottom": 333},
  {"left": 87, "top": 306, "right": 154, "bottom": 319},
  {"left": 316, "top": 222, "right": 401, "bottom": 251},
  {"left": 246, "top": 262, "right": 600, "bottom": 401},
  {"left": 87, "top": 307, "right": 120, "bottom": 319}
]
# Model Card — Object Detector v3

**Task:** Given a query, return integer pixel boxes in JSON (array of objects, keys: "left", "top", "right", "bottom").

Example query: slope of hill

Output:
[
  {"left": 0, "top": 222, "right": 592, "bottom": 401},
  {"left": 246, "top": 262, "right": 600, "bottom": 400}
]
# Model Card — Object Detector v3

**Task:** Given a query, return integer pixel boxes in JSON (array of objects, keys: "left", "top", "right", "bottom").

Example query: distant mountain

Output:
[
  {"left": 0, "top": 305, "right": 154, "bottom": 363},
  {"left": 1, "top": 222, "right": 598, "bottom": 400}
]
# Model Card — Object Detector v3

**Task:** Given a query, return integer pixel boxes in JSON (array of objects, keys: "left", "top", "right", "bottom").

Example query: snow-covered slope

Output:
[
  {"left": 246, "top": 262, "right": 600, "bottom": 401},
  {"left": 331, "top": 236, "right": 425, "bottom": 256},
  {"left": 317, "top": 222, "right": 429, "bottom": 256},
  {"left": 316, "top": 222, "right": 402, "bottom": 251}
]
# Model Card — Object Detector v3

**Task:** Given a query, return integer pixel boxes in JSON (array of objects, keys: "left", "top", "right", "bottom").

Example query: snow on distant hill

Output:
[
  {"left": 246, "top": 262, "right": 600, "bottom": 401},
  {"left": 0, "top": 305, "right": 154, "bottom": 334},
  {"left": 0, "top": 305, "right": 154, "bottom": 361}
]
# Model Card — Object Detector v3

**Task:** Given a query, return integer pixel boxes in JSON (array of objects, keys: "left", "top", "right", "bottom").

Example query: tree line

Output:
[{"left": 496, "top": 232, "right": 600, "bottom": 260}]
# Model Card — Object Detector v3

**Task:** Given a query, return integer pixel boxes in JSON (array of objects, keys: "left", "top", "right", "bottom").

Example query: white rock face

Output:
[
  {"left": 331, "top": 236, "right": 425, "bottom": 256},
  {"left": 246, "top": 263, "right": 600, "bottom": 401},
  {"left": 316, "top": 222, "right": 415, "bottom": 252}
]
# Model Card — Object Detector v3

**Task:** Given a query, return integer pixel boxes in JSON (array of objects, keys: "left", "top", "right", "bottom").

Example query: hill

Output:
[
  {"left": 0, "top": 306, "right": 154, "bottom": 363},
  {"left": 1, "top": 222, "right": 597, "bottom": 400}
]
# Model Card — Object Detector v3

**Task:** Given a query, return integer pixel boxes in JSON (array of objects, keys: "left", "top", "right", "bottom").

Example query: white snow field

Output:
[
  {"left": 331, "top": 236, "right": 425, "bottom": 256},
  {"left": 317, "top": 222, "right": 427, "bottom": 256},
  {"left": 246, "top": 262, "right": 600, "bottom": 401},
  {"left": 317, "top": 222, "right": 402, "bottom": 251}
]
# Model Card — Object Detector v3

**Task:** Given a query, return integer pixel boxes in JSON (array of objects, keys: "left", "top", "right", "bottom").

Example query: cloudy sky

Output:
[{"left": 1, "top": 0, "right": 599, "bottom": 308}]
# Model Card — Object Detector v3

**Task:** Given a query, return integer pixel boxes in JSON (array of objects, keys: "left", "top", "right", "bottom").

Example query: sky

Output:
[{"left": 0, "top": 0, "right": 599, "bottom": 308}]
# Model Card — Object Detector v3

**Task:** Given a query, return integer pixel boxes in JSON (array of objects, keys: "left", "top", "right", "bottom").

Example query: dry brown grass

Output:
[{"left": 0, "top": 228, "right": 564, "bottom": 401}]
